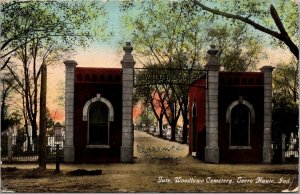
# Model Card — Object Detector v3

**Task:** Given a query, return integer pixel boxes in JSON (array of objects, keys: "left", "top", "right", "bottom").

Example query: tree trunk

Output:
[
  {"left": 31, "top": 121, "right": 37, "bottom": 139},
  {"left": 293, "top": 90, "right": 297, "bottom": 103},
  {"left": 38, "top": 63, "right": 47, "bottom": 170},
  {"left": 181, "top": 99, "right": 189, "bottom": 144},
  {"left": 158, "top": 115, "right": 163, "bottom": 137},
  {"left": 182, "top": 120, "right": 188, "bottom": 144},
  {"left": 170, "top": 122, "right": 176, "bottom": 141}
]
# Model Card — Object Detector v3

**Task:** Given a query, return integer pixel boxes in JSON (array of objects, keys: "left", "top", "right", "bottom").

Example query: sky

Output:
[
  {"left": 45, "top": 0, "right": 295, "bottom": 123},
  {"left": 47, "top": 1, "right": 125, "bottom": 122}
]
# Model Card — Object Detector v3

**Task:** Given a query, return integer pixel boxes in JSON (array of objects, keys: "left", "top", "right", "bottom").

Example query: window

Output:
[
  {"left": 82, "top": 94, "right": 114, "bottom": 148},
  {"left": 230, "top": 104, "right": 249, "bottom": 146},
  {"left": 88, "top": 102, "right": 109, "bottom": 145},
  {"left": 226, "top": 98, "right": 255, "bottom": 149}
]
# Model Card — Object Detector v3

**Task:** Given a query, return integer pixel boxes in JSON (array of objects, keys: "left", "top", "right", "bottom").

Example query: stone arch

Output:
[
  {"left": 226, "top": 98, "right": 255, "bottom": 124},
  {"left": 82, "top": 93, "right": 114, "bottom": 122}
]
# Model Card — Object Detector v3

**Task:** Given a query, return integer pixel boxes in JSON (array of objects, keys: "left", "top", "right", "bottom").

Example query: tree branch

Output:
[
  {"left": 193, "top": 0, "right": 299, "bottom": 59},
  {"left": 1, "top": 56, "right": 11, "bottom": 70}
]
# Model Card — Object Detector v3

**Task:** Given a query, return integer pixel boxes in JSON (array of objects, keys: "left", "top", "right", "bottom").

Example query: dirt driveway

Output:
[{"left": 1, "top": 130, "right": 298, "bottom": 192}]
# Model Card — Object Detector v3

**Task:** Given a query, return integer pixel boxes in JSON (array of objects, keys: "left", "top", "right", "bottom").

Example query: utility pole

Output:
[{"left": 39, "top": 63, "right": 47, "bottom": 170}]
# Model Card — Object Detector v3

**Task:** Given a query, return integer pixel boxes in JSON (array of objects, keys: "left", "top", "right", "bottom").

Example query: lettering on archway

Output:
[{"left": 134, "top": 68, "right": 207, "bottom": 87}]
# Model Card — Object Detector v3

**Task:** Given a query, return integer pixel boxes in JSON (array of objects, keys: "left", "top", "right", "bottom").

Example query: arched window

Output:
[
  {"left": 226, "top": 98, "right": 255, "bottom": 149},
  {"left": 88, "top": 102, "right": 109, "bottom": 145},
  {"left": 82, "top": 94, "right": 114, "bottom": 148}
]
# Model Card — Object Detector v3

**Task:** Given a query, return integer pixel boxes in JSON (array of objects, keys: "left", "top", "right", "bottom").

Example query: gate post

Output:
[
  {"left": 63, "top": 60, "right": 77, "bottom": 163},
  {"left": 120, "top": 42, "right": 136, "bottom": 163},
  {"left": 205, "top": 45, "right": 220, "bottom": 163},
  {"left": 260, "top": 66, "right": 274, "bottom": 163}
]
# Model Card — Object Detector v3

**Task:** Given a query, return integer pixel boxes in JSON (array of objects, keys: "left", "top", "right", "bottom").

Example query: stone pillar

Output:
[
  {"left": 120, "top": 42, "right": 136, "bottom": 163},
  {"left": 63, "top": 60, "right": 77, "bottom": 163},
  {"left": 204, "top": 45, "right": 220, "bottom": 163},
  {"left": 260, "top": 66, "right": 274, "bottom": 163}
]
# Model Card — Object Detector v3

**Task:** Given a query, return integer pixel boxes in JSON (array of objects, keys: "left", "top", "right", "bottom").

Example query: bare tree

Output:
[{"left": 1, "top": 0, "right": 108, "bottom": 170}]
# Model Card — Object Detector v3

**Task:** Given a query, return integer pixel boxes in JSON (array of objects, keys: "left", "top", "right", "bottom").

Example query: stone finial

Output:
[
  {"left": 260, "top": 65, "right": 274, "bottom": 72},
  {"left": 122, "top": 42, "right": 135, "bottom": 63},
  {"left": 124, "top": 42, "right": 133, "bottom": 53},
  {"left": 64, "top": 60, "right": 78, "bottom": 66},
  {"left": 205, "top": 45, "right": 220, "bottom": 70},
  {"left": 207, "top": 44, "right": 218, "bottom": 56}
]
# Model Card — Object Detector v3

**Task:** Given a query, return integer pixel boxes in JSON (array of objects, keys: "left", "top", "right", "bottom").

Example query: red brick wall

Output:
[
  {"left": 188, "top": 72, "right": 265, "bottom": 163},
  {"left": 73, "top": 67, "right": 122, "bottom": 163},
  {"left": 188, "top": 77, "right": 206, "bottom": 160},
  {"left": 218, "top": 72, "right": 264, "bottom": 163}
]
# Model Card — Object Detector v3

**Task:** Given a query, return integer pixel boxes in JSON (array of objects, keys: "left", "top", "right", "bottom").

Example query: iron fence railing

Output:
[
  {"left": 284, "top": 136, "right": 299, "bottom": 163},
  {"left": 1, "top": 134, "right": 64, "bottom": 163}
]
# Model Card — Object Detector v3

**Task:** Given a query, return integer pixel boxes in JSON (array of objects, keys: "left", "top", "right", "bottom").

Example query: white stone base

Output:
[
  {"left": 120, "top": 146, "right": 133, "bottom": 163},
  {"left": 263, "top": 146, "right": 272, "bottom": 163},
  {"left": 205, "top": 146, "right": 220, "bottom": 163},
  {"left": 64, "top": 146, "right": 74, "bottom": 163}
]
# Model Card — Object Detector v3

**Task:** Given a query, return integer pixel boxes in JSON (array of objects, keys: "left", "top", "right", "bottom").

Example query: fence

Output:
[
  {"left": 272, "top": 133, "right": 299, "bottom": 164},
  {"left": 1, "top": 133, "right": 64, "bottom": 163},
  {"left": 284, "top": 135, "right": 299, "bottom": 163},
  {"left": 1, "top": 131, "right": 298, "bottom": 164}
]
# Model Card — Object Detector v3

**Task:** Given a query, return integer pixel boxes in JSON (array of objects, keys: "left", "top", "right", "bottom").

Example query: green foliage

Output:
[
  {"left": 273, "top": 96, "right": 298, "bottom": 135},
  {"left": 122, "top": 0, "right": 207, "bottom": 69},
  {"left": 122, "top": 0, "right": 266, "bottom": 71},
  {"left": 1, "top": 0, "right": 109, "bottom": 61},
  {"left": 193, "top": 0, "right": 298, "bottom": 53},
  {"left": 140, "top": 108, "right": 155, "bottom": 127},
  {"left": 1, "top": 111, "right": 22, "bottom": 132},
  {"left": 1, "top": 0, "right": 109, "bottom": 137},
  {"left": 207, "top": 23, "right": 262, "bottom": 71},
  {"left": 273, "top": 58, "right": 299, "bottom": 103},
  {"left": 123, "top": 0, "right": 268, "bottom": 142},
  {"left": 273, "top": 58, "right": 299, "bottom": 136}
]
